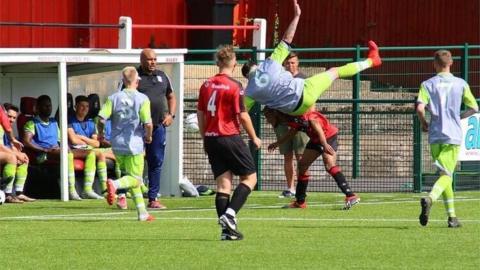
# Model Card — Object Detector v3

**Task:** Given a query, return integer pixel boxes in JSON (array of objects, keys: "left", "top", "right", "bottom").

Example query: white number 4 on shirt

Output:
[{"left": 207, "top": 91, "right": 217, "bottom": 116}]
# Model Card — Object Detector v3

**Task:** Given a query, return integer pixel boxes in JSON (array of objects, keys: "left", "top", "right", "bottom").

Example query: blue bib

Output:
[
  {"left": 68, "top": 115, "right": 96, "bottom": 138},
  {"left": 33, "top": 117, "right": 59, "bottom": 149}
]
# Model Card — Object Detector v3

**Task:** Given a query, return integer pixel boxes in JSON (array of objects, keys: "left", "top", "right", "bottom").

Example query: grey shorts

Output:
[{"left": 274, "top": 123, "right": 309, "bottom": 155}]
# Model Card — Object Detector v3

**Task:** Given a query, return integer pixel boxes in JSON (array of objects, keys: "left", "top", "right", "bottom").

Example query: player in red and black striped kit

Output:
[
  {"left": 266, "top": 107, "right": 360, "bottom": 209},
  {"left": 197, "top": 44, "right": 261, "bottom": 241}
]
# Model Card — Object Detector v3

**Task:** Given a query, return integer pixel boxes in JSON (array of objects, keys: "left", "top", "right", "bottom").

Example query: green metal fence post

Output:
[
  {"left": 461, "top": 43, "right": 469, "bottom": 82},
  {"left": 248, "top": 47, "right": 262, "bottom": 190},
  {"left": 413, "top": 109, "right": 423, "bottom": 192},
  {"left": 352, "top": 45, "right": 361, "bottom": 179},
  {"left": 459, "top": 43, "right": 470, "bottom": 180}
]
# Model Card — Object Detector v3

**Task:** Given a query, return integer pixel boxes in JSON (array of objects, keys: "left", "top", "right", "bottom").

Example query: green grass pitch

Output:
[{"left": 1, "top": 191, "right": 479, "bottom": 269}]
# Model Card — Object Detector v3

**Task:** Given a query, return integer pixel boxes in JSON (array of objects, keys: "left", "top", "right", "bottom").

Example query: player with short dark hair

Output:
[
  {"left": 267, "top": 107, "right": 360, "bottom": 209},
  {"left": 23, "top": 95, "right": 82, "bottom": 200},
  {"left": 0, "top": 103, "right": 32, "bottom": 203},
  {"left": 242, "top": 0, "right": 381, "bottom": 116},
  {"left": 67, "top": 95, "right": 109, "bottom": 199},
  {"left": 416, "top": 49, "right": 478, "bottom": 228},
  {"left": 0, "top": 102, "right": 23, "bottom": 151},
  {"left": 197, "top": 44, "right": 261, "bottom": 241}
]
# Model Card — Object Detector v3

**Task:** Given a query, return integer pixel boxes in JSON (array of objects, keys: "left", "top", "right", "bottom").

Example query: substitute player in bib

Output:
[
  {"left": 23, "top": 95, "right": 82, "bottom": 201},
  {"left": 417, "top": 50, "right": 478, "bottom": 228},
  {"left": 0, "top": 103, "right": 33, "bottom": 203},
  {"left": 266, "top": 107, "right": 360, "bottom": 209},
  {"left": 98, "top": 66, "right": 154, "bottom": 222},
  {"left": 197, "top": 44, "right": 261, "bottom": 241},
  {"left": 241, "top": 0, "right": 382, "bottom": 116},
  {"left": 67, "top": 95, "right": 108, "bottom": 199}
]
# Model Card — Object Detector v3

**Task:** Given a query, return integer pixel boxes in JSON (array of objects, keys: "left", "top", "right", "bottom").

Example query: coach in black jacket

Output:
[{"left": 137, "top": 48, "right": 176, "bottom": 209}]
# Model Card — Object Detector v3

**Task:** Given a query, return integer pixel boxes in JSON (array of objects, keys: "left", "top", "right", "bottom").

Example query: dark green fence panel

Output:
[{"left": 182, "top": 44, "right": 480, "bottom": 192}]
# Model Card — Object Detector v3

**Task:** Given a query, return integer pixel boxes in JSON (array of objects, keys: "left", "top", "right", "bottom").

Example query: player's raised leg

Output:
[
  {"left": 335, "top": 40, "right": 382, "bottom": 78},
  {"left": 293, "top": 41, "right": 382, "bottom": 115}
]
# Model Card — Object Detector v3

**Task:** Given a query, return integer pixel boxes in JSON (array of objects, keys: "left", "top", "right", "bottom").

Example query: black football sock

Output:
[
  {"left": 228, "top": 183, "right": 251, "bottom": 215},
  {"left": 215, "top": 192, "right": 231, "bottom": 218},
  {"left": 295, "top": 181, "right": 308, "bottom": 203},
  {"left": 329, "top": 166, "right": 354, "bottom": 196},
  {"left": 295, "top": 173, "right": 309, "bottom": 204}
]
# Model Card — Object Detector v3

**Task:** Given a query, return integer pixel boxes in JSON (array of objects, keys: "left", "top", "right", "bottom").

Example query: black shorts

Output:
[
  {"left": 204, "top": 135, "right": 256, "bottom": 179},
  {"left": 305, "top": 135, "right": 338, "bottom": 154}
]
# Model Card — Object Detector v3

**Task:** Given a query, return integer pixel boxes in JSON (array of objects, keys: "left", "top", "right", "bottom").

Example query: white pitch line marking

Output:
[
  {"left": 1, "top": 198, "right": 479, "bottom": 221},
  {"left": 0, "top": 215, "right": 479, "bottom": 223},
  {"left": 250, "top": 198, "right": 480, "bottom": 209}
]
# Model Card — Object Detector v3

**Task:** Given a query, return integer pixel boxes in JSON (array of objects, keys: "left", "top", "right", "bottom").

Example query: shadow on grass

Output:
[
  {"left": 0, "top": 219, "right": 126, "bottom": 223},
  {"left": 53, "top": 238, "right": 216, "bottom": 242},
  {"left": 38, "top": 206, "right": 104, "bottom": 210},
  {"left": 287, "top": 225, "right": 411, "bottom": 230}
]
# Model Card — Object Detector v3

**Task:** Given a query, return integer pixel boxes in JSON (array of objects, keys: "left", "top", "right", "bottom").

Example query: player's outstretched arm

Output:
[
  {"left": 460, "top": 84, "right": 479, "bottom": 119},
  {"left": 310, "top": 119, "right": 335, "bottom": 155},
  {"left": 196, "top": 110, "right": 206, "bottom": 140},
  {"left": 415, "top": 103, "right": 429, "bottom": 132},
  {"left": 144, "top": 122, "right": 153, "bottom": 144},
  {"left": 282, "top": 0, "right": 301, "bottom": 44},
  {"left": 97, "top": 99, "right": 113, "bottom": 141},
  {"left": 96, "top": 117, "right": 106, "bottom": 141},
  {"left": 67, "top": 127, "right": 86, "bottom": 146},
  {"left": 461, "top": 107, "right": 479, "bottom": 119},
  {"left": 268, "top": 128, "right": 297, "bottom": 152}
]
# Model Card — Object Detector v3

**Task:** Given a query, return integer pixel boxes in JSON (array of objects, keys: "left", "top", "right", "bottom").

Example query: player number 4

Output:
[{"left": 207, "top": 90, "right": 217, "bottom": 116}]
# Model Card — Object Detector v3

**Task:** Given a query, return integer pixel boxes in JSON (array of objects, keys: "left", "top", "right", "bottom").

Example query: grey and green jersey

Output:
[
  {"left": 98, "top": 88, "right": 152, "bottom": 155},
  {"left": 417, "top": 72, "right": 478, "bottom": 145},
  {"left": 244, "top": 41, "right": 304, "bottom": 113}
]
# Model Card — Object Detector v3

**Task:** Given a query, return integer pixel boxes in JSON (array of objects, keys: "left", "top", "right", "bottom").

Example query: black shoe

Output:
[
  {"left": 419, "top": 197, "right": 432, "bottom": 226},
  {"left": 219, "top": 214, "right": 243, "bottom": 239},
  {"left": 221, "top": 228, "right": 243, "bottom": 241},
  {"left": 448, "top": 217, "right": 462, "bottom": 228}
]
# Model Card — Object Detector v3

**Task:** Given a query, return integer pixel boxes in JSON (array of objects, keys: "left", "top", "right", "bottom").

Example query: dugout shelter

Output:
[{"left": 0, "top": 48, "right": 186, "bottom": 201}]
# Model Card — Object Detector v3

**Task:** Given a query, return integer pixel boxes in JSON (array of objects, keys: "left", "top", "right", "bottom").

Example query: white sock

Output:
[
  {"left": 138, "top": 212, "right": 150, "bottom": 221},
  {"left": 357, "top": 60, "right": 371, "bottom": 71},
  {"left": 225, "top": 208, "right": 236, "bottom": 217},
  {"left": 112, "top": 180, "right": 121, "bottom": 189}
]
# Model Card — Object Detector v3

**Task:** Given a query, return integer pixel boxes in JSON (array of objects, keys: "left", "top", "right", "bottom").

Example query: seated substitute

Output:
[
  {"left": 23, "top": 95, "right": 82, "bottom": 200},
  {"left": 67, "top": 95, "right": 110, "bottom": 199},
  {"left": 0, "top": 103, "right": 35, "bottom": 203},
  {"left": 0, "top": 103, "right": 34, "bottom": 203}
]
